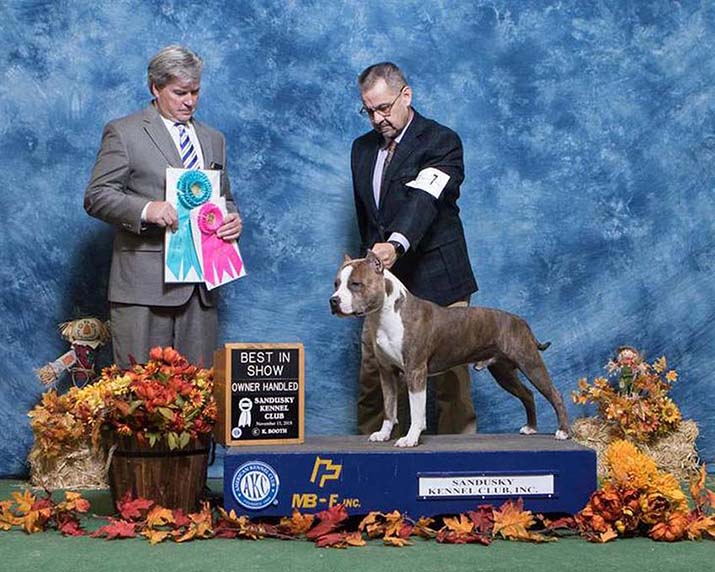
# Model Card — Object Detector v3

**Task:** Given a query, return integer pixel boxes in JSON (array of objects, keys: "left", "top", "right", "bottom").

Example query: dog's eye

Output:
[{"left": 350, "top": 281, "right": 362, "bottom": 288}]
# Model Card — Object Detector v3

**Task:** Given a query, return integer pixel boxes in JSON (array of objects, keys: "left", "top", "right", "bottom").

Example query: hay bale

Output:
[
  {"left": 29, "top": 441, "right": 109, "bottom": 490},
  {"left": 571, "top": 418, "right": 700, "bottom": 481}
]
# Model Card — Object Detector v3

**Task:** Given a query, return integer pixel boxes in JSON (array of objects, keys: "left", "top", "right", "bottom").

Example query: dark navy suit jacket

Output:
[{"left": 351, "top": 109, "right": 477, "bottom": 306}]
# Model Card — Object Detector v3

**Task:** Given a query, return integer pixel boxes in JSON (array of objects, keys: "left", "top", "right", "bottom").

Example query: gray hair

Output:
[
  {"left": 147, "top": 45, "right": 203, "bottom": 93},
  {"left": 358, "top": 62, "right": 407, "bottom": 92}
]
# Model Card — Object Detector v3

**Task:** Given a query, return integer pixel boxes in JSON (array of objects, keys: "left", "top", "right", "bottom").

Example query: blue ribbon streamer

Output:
[{"left": 166, "top": 171, "right": 213, "bottom": 280}]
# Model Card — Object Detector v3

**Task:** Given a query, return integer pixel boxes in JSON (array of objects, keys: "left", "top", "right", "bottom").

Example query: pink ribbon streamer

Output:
[{"left": 197, "top": 203, "right": 243, "bottom": 287}]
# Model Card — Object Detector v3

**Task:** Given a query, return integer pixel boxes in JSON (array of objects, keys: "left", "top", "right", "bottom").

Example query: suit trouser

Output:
[
  {"left": 357, "top": 299, "right": 477, "bottom": 436},
  {"left": 110, "top": 288, "right": 217, "bottom": 368}
]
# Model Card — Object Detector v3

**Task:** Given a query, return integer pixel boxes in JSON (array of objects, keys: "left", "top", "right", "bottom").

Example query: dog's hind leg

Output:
[
  {"left": 395, "top": 364, "right": 427, "bottom": 448},
  {"left": 516, "top": 353, "right": 570, "bottom": 440},
  {"left": 369, "top": 366, "right": 399, "bottom": 442},
  {"left": 487, "top": 362, "right": 538, "bottom": 435}
]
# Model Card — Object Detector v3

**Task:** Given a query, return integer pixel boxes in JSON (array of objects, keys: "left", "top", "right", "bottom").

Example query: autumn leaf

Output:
[
  {"left": 116, "top": 492, "right": 154, "bottom": 521},
  {"left": 442, "top": 514, "right": 474, "bottom": 535},
  {"left": 216, "top": 507, "right": 257, "bottom": 538},
  {"left": 536, "top": 514, "right": 578, "bottom": 536},
  {"left": 12, "top": 490, "right": 37, "bottom": 514},
  {"left": 216, "top": 507, "right": 246, "bottom": 526},
  {"left": 279, "top": 510, "right": 315, "bottom": 536},
  {"left": 57, "top": 518, "right": 85, "bottom": 537},
  {"left": 61, "top": 491, "right": 91, "bottom": 514},
  {"left": 213, "top": 527, "right": 240, "bottom": 539},
  {"left": 652, "top": 356, "right": 667, "bottom": 373},
  {"left": 306, "top": 504, "right": 349, "bottom": 540},
  {"left": 384, "top": 535, "right": 412, "bottom": 547},
  {"left": 245, "top": 522, "right": 285, "bottom": 540},
  {"left": 22, "top": 499, "right": 53, "bottom": 534},
  {"left": 143, "top": 529, "right": 172, "bottom": 545},
  {"left": 436, "top": 529, "right": 491, "bottom": 545},
  {"left": 91, "top": 518, "right": 137, "bottom": 540},
  {"left": 215, "top": 508, "right": 286, "bottom": 540},
  {"left": 0, "top": 501, "right": 23, "bottom": 530},
  {"left": 174, "top": 503, "right": 214, "bottom": 542},
  {"left": 493, "top": 499, "right": 534, "bottom": 540},
  {"left": 358, "top": 511, "right": 385, "bottom": 538},
  {"left": 397, "top": 522, "right": 414, "bottom": 539},
  {"left": 315, "top": 531, "right": 365, "bottom": 549},
  {"left": 598, "top": 528, "right": 618, "bottom": 543},
  {"left": 345, "top": 531, "right": 366, "bottom": 547},
  {"left": 172, "top": 509, "right": 191, "bottom": 528},
  {"left": 146, "top": 506, "right": 175, "bottom": 528},
  {"left": 383, "top": 510, "right": 407, "bottom": 538},
  {"left": 686, "top": 515, "right": 715, "bottom": 541},
  {"left": 174, "top": 528, "right": 198, "bottom": 543},
  {"left": 468, "top": 505, "right": 495, "bottom": 534},
  {"left": 688, "top": 465, "right": 715, "bottom": 513},
  {"left": 437, "top": 514, "right": 491, "bottom": 545},
  {"left": 412, "top": 516, "right": 437, "bottom": 539}
]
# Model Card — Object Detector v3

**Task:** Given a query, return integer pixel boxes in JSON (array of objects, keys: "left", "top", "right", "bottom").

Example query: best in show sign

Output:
[{"left": 214, "top": 343, "right": 304, "bottom": 446}]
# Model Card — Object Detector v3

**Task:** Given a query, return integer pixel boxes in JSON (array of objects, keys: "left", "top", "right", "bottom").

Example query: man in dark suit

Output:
[
  {"left": 352, "top": 62, "right": 478, "bottom": 437},
  {"left": 85, "top": 45, "right": 241, "bottom": 367}
]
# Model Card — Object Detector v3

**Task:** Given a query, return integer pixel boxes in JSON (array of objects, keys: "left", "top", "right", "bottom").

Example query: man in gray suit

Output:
[{"left": 85, "top": 45, "right": 241, "bottom": 367}]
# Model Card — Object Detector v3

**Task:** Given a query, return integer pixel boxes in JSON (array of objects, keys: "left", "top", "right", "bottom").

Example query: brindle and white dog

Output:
[{"left": 330, "top": 251, "right": 570, "bottom": 447}]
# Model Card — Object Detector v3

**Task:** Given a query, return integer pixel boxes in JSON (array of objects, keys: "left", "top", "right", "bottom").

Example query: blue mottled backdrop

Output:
[{"left": 1, "top": 0, "right": 714, "bottom": 476}]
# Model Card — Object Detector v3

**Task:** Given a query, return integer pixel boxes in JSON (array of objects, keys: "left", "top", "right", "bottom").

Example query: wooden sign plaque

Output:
[{"left": 214, "top": 343, "right": 305, "bottom": 446}]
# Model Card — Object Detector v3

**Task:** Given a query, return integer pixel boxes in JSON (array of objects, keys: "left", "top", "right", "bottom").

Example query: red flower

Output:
[{"left": 162, "top": 347, "right": 180, "bottom": 364}]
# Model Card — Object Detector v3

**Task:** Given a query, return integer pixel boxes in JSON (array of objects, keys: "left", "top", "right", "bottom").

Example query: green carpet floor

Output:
[{"left": 1, "top": 479, "right": 713, "bottom": 572}]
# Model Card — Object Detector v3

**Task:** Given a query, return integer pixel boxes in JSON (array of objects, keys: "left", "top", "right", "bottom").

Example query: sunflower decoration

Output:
[{"left": 572, "top": 347, "right": 683, "bottom": 441}]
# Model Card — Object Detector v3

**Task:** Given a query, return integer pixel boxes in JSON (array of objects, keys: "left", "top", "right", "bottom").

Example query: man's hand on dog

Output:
[{"left": 372, "top": 242, "right": 399, "bottom": 269}]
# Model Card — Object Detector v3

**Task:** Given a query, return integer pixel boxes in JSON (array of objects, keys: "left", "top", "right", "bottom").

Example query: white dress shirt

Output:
[{"left": 141, "top": 115, "right": 206, "bottom": 222}]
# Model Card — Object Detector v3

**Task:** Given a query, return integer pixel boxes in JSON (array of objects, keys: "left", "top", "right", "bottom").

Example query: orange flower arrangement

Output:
[
  {"left": 572, "top": 347, "right": 682, "bottom": 441},
  {"left": 29, "top": 347, "right": 216, "bottom": 457},
  {"left": 577, "top": 440, "right": 715, "bottom": 542},
  {"left": 100, "top": 347, "right": 216, "bottom": 449}
]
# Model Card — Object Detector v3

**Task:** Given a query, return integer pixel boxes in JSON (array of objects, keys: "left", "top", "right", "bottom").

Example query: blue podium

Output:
[{"left": 223, "top": 434, "right": 597, "bottom": 517}]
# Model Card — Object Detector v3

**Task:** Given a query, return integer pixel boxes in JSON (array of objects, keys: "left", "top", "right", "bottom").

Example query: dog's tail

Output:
[{"left": 537, "top": 340, "right": 551, "bottom": 351}]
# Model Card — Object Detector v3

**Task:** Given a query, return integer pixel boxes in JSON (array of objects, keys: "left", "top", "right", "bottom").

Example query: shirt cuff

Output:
[
  {"left": 140, "top": 202, "right": 151, "bottom": 223},
  {"left": 387, "top": 232, "right": 410, "bottom": 254}
]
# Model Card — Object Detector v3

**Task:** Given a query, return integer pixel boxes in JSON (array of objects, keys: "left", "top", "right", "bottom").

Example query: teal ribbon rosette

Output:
[{"left": 166, "top": 170, "right": 213, "bottom": 280}]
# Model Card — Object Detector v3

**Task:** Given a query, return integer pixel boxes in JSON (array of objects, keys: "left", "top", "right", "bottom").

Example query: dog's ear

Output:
[
  {"left": 342, "top": 253, "right": 352, "bottom": 265},
  {"left": 365, "top": 249, "right": 384, "bottom": 274}
]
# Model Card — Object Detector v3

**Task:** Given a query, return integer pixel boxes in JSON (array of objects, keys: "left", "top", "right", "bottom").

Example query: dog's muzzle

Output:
[{"left": 329, "top": 296, "right": 341, "bottom": 315}]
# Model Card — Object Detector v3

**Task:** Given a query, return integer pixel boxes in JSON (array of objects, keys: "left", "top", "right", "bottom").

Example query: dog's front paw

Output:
[
  {"left": 554, "top": 429, "right": 570, "bottom": 440},
  {"left": 394, "top": 433, "right": 420, "bottom": 448},
  {"left": 368, "top": 430, "right": 391, "bottom": 442},
  {"left": 519, "top": 425, "right": 538, "bottom": 435}
]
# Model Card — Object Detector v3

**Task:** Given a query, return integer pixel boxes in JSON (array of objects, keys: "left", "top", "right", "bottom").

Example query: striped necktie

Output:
[
  {"left": 175, "top": 122, "right": 199, "bottom": 169},
  {"left": 380, "top": 140, "right": 397, "bottom": 193}
]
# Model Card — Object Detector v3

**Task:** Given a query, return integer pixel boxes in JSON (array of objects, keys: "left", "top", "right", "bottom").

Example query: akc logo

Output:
[{"left": 231, "top": 461, "right": 280, "bottom": 510}]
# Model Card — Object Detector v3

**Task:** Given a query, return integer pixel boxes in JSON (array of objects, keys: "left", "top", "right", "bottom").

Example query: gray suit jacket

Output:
[{"left": 85, "top": 104, "right": 236, "bottom": 307}]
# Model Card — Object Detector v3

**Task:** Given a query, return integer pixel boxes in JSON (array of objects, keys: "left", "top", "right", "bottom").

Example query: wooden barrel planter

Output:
[{"left": 106, "top": 434, "right": 210, "bottom": 512}]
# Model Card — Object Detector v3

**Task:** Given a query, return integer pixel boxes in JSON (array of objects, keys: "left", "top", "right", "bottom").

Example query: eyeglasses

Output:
[{"left": 359, "top": 87, "right": 405, "bottom": 118}]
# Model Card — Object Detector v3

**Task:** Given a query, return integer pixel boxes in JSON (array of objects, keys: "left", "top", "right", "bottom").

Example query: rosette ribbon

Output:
[
  {"left": 238, "top": 398, "right": 253, "bottom": 428},
  {"left": 166, "top": 171, "right": 212, "bottom": 280},
  {"left": 197, "top": 202, "right": 244, "bottom": 287}
]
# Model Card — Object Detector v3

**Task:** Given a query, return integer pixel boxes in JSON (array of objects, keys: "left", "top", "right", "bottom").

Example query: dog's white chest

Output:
[{"left": 374, "top": 307, "right": 405, "bottom": 368}]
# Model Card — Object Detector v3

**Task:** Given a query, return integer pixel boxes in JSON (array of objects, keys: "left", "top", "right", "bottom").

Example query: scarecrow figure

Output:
[{"left": 36, "top": 318, "right": 111, "bottom": 386}]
